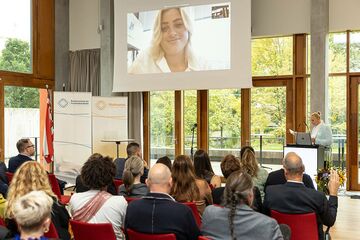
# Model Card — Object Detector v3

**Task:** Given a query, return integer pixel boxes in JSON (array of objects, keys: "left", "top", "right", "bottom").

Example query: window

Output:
[
  {"left": 4, "top": 86, "right": 39, "bottom": 160},
  {"left": 150, "top": 91, "right": 175, "bottom": 161},
  {"left": 350, "top": 31, "right": 360, "bottom": 72},
  {"left": 208, "top": 89, "right": 241, "bottom": 159},
  {"left": 252, "top": 36, "right": 293, "bottom": 76},
  {"left": 329, "top": 32, "right": 346, "bottom": 73},
  {"left": 0, "top": 0, "right": 32, "bottom": 73}
]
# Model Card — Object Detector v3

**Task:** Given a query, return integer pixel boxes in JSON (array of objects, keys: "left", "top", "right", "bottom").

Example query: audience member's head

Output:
[
  {"left": 193, "top": 149, "right": 214, "bottom": 179},
  {"left": 81, "top": 153, "right": 115, "bottom": 190},
  {"left": 146, "top": 163, "right": 172, "bottom": 193},
  {"left": 126, "top": 142, "right": 142, "bottom": 158},
  {"left": 220, "top": 154, "right": 241, "bottom": 179},
  {"left": 240, "top": 146, "right": 259, "bottom": 177},
  {"left": 171, "top": 155, "right": 200, "bottom": 202},
  {"left": 123, "top": 156, "right": 144, "bottom": 194},
  {"left": 223, "top": 171, "right": 254, "bottom": 239},
  {"left": 156, "top": 156, "right": 172, "bottom": 170},
  {"left": 6, "top": 161, "right": 56, "bottom": 218},
  {"left": 16, "top": 138, "right": 35, "bottom": 156},
  {"left": 283, "top": 152, "right": 304, "bottom": 180},
  {"left": 12, "top": 190, "right": 53, "bottom": 239}
]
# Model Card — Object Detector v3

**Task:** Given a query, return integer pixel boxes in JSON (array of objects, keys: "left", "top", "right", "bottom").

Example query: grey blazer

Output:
[{"left": 201, "top": 204, "right": 283, "bottom": 240}]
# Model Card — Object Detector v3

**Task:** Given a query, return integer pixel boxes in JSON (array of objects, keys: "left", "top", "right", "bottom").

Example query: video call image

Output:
[{"left": 127, "top": 3, "right": 231, "bottom": 74}]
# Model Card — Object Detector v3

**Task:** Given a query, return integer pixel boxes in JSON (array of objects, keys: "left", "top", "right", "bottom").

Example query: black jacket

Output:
[
  {"left": 264, "top": 168, "right": 315, "bottom": 191},
  {"left": 8, "top": 154, "right": 32, "bottom": 173}
]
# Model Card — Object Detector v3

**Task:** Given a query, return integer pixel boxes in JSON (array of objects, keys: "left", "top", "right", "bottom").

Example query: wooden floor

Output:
[{"left": 329, "top": 195, "right": 360, "bottom": 239}]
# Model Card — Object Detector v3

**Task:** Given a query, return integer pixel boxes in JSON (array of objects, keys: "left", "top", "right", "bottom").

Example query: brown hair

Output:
[
  {"left": 240, "top": 147, "right": 259, "bottom": 178},
  {"left": 6, "top": 161, "right": 56, "bottom": 218},
  {"left": 220, "top": 154, "right": 241, "bottom": 179},
  {"left": 311, "top": 111, "right": 321, "bottom": 120},
  {"left": 81, "top": 153, "right": 115, "bottom": 190},
  {"left": 122, "top": 156, "right": 144, "bottom": 195},
  {"left": 170, "top": 155, "right": 200, "bottom": 202},
  {"left": 16, "top": 138, "right": 31, "bottom": 153},
  {"left": 223, "top": 171, "right": 253, "bottom": 240}
]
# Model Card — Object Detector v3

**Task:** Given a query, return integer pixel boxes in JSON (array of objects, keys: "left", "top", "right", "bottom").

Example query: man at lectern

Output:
[{"left": 310, "top": 111, "right": 333, "bottom": 147}]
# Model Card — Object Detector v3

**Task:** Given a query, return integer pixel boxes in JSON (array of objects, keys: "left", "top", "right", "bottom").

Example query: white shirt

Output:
[
  {"left": 69, "top": 190, "right": 127, "bottom": 240},
  {"left": 311, "top": 120, "right": 324, "bottom": 139}
]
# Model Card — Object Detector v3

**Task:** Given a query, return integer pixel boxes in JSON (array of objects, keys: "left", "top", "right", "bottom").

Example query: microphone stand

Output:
[{"left": 190, "top": 125, "right": 196, "bottom": 161}]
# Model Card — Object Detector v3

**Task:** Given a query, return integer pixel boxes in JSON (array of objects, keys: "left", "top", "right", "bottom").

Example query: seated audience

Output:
[
  {"left": 5, "top": 161, "right": 70, "bottom": 240},
  {"left": 263, "top": 152, "right": 339, "bottom": 240},
  {"left": 0, "top": 159, "right": 8, "bottom": 198},
  {"left": 171, "top": 155, "right": 213, "bottom": 215},
  {"left": 264, "top": 157, "right": 315, "bottom": 191},
  {"left": 11, "top": 191, "right": 53, "bottom": 240},
  {"left": 194, "top": 150, "right": 221, "bottom": 188},
  {"left": 212, "top": 154, "right": 262, "bottom": 212},
  {"left": 118, "top": 156, "right": 148, "bottom": 197},
  {"left": 202, "top": 171, "right": 284, "bottom": 240},
  {"left": 114, "top": 142, "right": 148, "bottom": 183},
  {"left": 125, "top": 163, "right": 200, "bottom": 240},
  {"left": 8, "top": 139, "right": 34, "bottom": 173},
  {"left": 75, "top": 154, "right": 117, "bottom": 195},
  {"left": 69, "top": 153, "right": 127, "bottom": 240},
  {"left": 240, "top": 146, "right": 268, "bottom": 199},
  {"left": 156, "top": 156, "right": 172, "bottom": 170}
]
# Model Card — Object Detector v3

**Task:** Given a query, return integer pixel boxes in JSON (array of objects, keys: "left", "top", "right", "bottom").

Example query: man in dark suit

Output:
[
  {"left": 114, "top": 142, "right": 148, "bottom": 183},
  {"left": 8, "top": 138, "right": 35, "bottom": 173},
  {"left": 264, "top": 167, "right": 315, "bottom": 191},
  {"left": 264, "top": 152, "right": 340, "bottom": 240},
  {"left": 125, "top": 163, "right": 200, "bottom": 240}
]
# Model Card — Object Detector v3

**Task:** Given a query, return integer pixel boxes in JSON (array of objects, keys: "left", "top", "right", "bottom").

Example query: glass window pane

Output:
[
  {"left": 150, "top": 91, "right": 175, "bottom": 162},
  {"left": 350, "top": 31, "right": 360, "bottom": 72},
  {"left": 4, "top": 86, "right": 40, "bottom": 161},
  {"left": 251, "top": 87, "right": 286, "bottom": 166},
  {"left": 0, "top": 0, "right": 32, "bottom": 73},
  {"left": 252, "top": 36, "right": 293, "bottom": 76},
  {"left": 184, "top": 90, "right": 197, "bottom": 156},
  {"left": 329, "top": 32, "right": 346, "bottom": 73},
  {"left": 209, "top": 89, "right": 241, "bottom": 162},
  {"left": 329, "top": 76, "right": 346, "bottom": 169},
  {"left": 307, "top": 35, "right": 311, "bottom": 75}
]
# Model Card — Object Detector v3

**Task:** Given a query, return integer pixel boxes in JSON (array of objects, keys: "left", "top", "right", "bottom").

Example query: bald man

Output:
[
  {"left": 263, "top": 152, "right": 340, "bottom": 240},
  {"left": 124, "top": 163, "right": 200, "bottom": 240}
]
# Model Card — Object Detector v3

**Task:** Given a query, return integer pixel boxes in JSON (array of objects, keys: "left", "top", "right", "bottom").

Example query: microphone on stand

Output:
[{"left": 191, "top": 123, "right": 197, "bottom": 131}]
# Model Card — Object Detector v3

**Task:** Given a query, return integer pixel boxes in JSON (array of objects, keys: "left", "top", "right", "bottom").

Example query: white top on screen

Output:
[{"left": 113, "top": 0, "right": 251, "bottom": 92}]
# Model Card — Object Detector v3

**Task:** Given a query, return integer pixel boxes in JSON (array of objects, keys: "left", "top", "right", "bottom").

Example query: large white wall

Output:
[
  {"left": 69, "top": 0, "right": 100, "bottom": 50},
  {"left": 68, "top": 0, "right": 360, "bottom": 50}
]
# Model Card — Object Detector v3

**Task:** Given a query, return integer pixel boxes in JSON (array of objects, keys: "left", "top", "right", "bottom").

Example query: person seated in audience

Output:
[
  {"left": 118, "top": 156, "right": 148, "bottom": 197},
  {"left": 263, "top": 152, "right": 339, "bottom": 240},
  {"left": 11, "top": 191, "right": 53, "bottom": 240},
  {"left": 5, "top": 161, "right": 70, "bottom": 240},
  {"left": 202, "top": 171, "right": 285, "bottom": 240},
  {"left": 264, "top": 154, "right": 315, "bottom": 191},
  {"left": 170, "top": 155, "right": 213, "bottom": 215},
  {"left": 240, "top": 146, "right": 268, "bottom": 199},
  {"left": 75, "top": 153, "right": 117, "bottom": 195},
  {"left": 212, "top": 154, "right": 262, "bottom": 212},
  {"left": 125, "top": 163, "right": 201, "bottom": 240},
  {"left": 114, "top": 142, "right": 149, "bottom": 183},
  {"left": 156, "top": 156, "right": 172, "bottom": 170},
  {"left": 8, "top": 138, "right": 35, "bottom": 173},
  {"left": 194, "top": 150, "right": 221, "bottom": 188},
  {"left": 69, "top": 154, "right": 127, "bottom": 240}
]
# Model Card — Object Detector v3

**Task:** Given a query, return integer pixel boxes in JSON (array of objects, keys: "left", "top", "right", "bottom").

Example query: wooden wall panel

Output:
[
  {"left": 197, "top": 90, "right": 208, "bottom": 151},
  {"left": 241, "top": 89, "right": 250, "bottom": 146},
  {"left": 142, "top": 92, "right": 150, "bottom": 163},
  {"left": 175, "top": 91, "right": 184, "bottom": 156}
]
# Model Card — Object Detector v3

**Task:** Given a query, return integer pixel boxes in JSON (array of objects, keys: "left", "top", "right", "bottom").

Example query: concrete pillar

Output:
[
  {"left": 100, "top": 0, "right": 114, "bottom": 97},
  {"left": 55, "top": 0, "right": 69, "bottom": 91},
  {"left": 310, "top": 0, "right": 329, "bottom": 122}
]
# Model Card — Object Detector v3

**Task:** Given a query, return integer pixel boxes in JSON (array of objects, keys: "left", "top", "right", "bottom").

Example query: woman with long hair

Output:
[
  {"left": 171, "top": 155, "right": 212, "bottom": 214},
  {"left": 201, "top": 171, "right": 283, "bottom": 240},
  {"left": 194, "top": 150, "right": 221, "bottom": 188},
  {"left": 118, "top": 156, "right": 148, "bottom": 197},
  {"left": 5, "top": 161, "right": 70, "bottom": 240},
  {"left": 240, "top": 146, "right": 268, "bottom": 199}
]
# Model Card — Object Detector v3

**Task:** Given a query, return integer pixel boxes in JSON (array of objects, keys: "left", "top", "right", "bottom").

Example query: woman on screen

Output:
[{"left": 129, "top": 7, "right": 209, "bottom": 74}]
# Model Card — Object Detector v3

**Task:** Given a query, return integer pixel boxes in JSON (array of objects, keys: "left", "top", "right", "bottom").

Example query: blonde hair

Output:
[
  {"left": 12, "top": 190, "right": 52, "bottom": 232},
  {"left": 6, "top": 161, "right": 56, "bottom": 218},
  {"left": 240, "top": 148, "right": 260, "bottom": 178},
  {"left": 311, "top": 111, "right": 321, "bottom": 120},
  {"left": 123, "top": 156, "right": 144, "bottom": 194},
  {"left": 150, "top": 7, "right": 194, "bottom": 60}
]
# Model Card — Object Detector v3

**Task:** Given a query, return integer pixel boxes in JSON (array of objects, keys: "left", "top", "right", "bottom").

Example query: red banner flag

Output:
[{"left": 43, "top": 89, "right": 54, "bottom": 163}]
